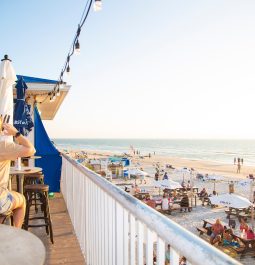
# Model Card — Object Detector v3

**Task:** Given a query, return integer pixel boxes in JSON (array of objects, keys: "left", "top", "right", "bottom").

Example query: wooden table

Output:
[
  {"left": 225, "top": 207, "right": 247, "bottom": 220},
  {"left": 232, "top": 231, "right": 255, "bottom": 256},
  {"left": 197, "top": 219, "right": 227, "bottom": 237},
  {"left": 0, "top": 224, "right": 45, "bottom": 265},
  {"left": 10, "top": 167, "right": 42, "bottom": 194}
]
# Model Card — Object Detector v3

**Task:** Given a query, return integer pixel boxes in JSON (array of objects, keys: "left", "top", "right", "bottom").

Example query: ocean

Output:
[{"left": 53, "top": 139, "right": 255, "bottom": 166}]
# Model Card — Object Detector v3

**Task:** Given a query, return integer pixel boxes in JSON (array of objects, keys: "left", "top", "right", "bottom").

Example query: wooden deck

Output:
[{"left": 29, "top": 193, "right": 85, "bottom": 265}]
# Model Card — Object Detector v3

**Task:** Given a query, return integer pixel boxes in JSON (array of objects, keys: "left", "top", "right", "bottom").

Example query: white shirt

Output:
[{"left": 162, "top": 198, "right": 169, "bottom": 210}]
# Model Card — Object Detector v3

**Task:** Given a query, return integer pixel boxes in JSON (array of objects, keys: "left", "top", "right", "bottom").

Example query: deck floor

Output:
[{"left": 29, "top": 193, "right": 85, "bottom": 265}]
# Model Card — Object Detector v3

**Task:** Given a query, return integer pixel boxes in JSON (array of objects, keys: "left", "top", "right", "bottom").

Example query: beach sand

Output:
[{"left": 69, "top": 148, "right": 253, "bottom": 180}]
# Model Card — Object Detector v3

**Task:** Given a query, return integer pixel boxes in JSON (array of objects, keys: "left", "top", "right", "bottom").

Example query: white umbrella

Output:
[
  {"left": 0, "top": 55, "right": 17, "bottom": 142},
  {"left": 153, "top": 180, "right": 182, "bottom": 189},
  {"left": 128, "top": 168, "right": 149, "bottom": 177},
  {"left": 210, "top": 193, "right": 253, "bottom": 209},
  {"left": 204, "top": 174, "right": 224, "bottom": 181}
]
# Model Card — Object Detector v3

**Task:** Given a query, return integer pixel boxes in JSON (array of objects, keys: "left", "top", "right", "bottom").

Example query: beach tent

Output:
[
  {"left": 34, "top": 106, "right": 62, "bottom": 192},
  {"left": 109, "top": 157, "right": 130, "bottom": 167}
]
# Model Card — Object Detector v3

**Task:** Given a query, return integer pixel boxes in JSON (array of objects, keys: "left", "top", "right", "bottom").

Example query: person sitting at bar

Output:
[
  {"left": 0, "top": 123, "right": 35, "bottom": 228},
  {"left": 239, "top": 218, "right": 249, "bottom": 232},
  {"left": 246, "top": 228, "right": 255, "bottom": 239},
  {"left": 222, "top": 227, "right": 240, "bottom": 247},
  {"left": 180, "top": 193, "right": 190, "bottom": 212},
  {"left": 199, "top": 187, "right": 208, "bottom": 206},
  {"left": 162, "top": 194, "right": 169, "bottom": 211},
  {"left": 210, "top": 219, "right": 224, "bottom": 245}
]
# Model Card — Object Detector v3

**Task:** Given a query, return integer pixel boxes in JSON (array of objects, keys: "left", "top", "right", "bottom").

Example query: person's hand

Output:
[
  {"left": 2, "top": 123, "right": 18, "bottom": 136},
  {"left": 0, "top": 116, "right": 2, "bottom": 132}
]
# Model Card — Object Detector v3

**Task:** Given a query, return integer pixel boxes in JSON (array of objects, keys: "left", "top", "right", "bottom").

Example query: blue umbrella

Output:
[{"left": 13, "top": 77, "right": 34, "bottom": 136}]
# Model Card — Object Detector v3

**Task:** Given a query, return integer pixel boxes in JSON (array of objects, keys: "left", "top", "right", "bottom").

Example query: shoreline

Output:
[{"left": 62, "top": 148, "right": 254, "bottom": 180}]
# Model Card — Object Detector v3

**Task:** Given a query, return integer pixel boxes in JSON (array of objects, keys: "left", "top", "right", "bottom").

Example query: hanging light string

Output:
[{"left": 49, "top": 0, "right": 102, "bottom": 102}]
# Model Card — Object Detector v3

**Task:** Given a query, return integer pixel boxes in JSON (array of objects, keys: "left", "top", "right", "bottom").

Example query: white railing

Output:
[{"left": 60, "top": 154, "right": 241, "bottom": 265}]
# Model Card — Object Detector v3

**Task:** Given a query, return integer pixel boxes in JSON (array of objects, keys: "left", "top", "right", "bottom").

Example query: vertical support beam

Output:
[
  {"left": 116, "top": 202, "right": 124, "bottom": 265},
  {"left": 123, "top": 209, "right": 129, "bottom": 265},
  {"left": 157, "top": 237, "right": 165, "bottom": 265},
  {"left": 170, "top": 247, "right": 180, "bottom": 265},
  {"left": 129, "top": 214, "right": 136, "bottom": 265},
  {"left": 146, "top": 228, "right": 153, "bottom": 265},
  {"left": 137, "top": 221, "right": 144, "bottom": 265}
]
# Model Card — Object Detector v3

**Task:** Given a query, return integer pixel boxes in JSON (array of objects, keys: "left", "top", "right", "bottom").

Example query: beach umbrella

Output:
[
  {"left": 127, "top": 168, "right": 149, "bottom": 177},
  {"left": 153, "top": 180, "right": 182, "bottom": 189},
  {"left": 204, "top": 174, "right": 224, "bottom": 191},
  {"left": 13, "top": 77, "right": 34, "bottom": 136},
  {"left": 210, "top": 193, "right": 253, "bottom": 209},
  {"left": 205, "top": 174, "right": 224, "bottom": 181},
  {"left": 0, "top": 55, "right": 17, "bottom": 142}
]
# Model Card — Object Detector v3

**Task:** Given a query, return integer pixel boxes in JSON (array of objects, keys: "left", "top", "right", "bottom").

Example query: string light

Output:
[
  {"left": 49, "top": 0, "right": 102, "bottom": 103},
  {"left": 56, "top": 87, "right": 60, "bottom": 97},
  {"left": 94, "top": 0, "right": 102, "bottom": 11},
  {"left": 74, "top": 39, "right": 80, "bottom": 54},
  {"left": 59, "top": 80, "right": 64, "bottom": 89},
  {"left": 66, "top": 65, "right": 71, "bottom": 75}
]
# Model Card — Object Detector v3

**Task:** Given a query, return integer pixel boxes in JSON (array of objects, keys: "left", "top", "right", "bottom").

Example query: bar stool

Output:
[
  {"left": 23, "top": 173, "right": 45, "bottom": 213},
  {"left": 0, "top": 211, "right": 14, "bottom": 226},
  {"left": 24, "top": 184, "right": 54, "bottom": 244},
  {"left": 24, "top": 172, "right": 44, "bottom": 185}
]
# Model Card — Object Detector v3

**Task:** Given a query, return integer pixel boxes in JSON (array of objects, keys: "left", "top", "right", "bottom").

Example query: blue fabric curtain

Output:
[{"left": 34, "top": 106, "right": 62, "bottom": 192}]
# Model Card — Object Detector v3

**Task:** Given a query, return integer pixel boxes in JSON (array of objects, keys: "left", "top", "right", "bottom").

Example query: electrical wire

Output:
[{"left": 50, "top": 0, "right": 94, "bottom": 99}]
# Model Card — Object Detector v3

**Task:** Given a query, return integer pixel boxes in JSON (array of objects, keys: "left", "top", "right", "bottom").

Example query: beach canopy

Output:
[
  {"left": 0, "top": 55, "right": 16, "bottom": 142},
  {"left": 210, "top": 193, "right": 253, "bottom": 209},
  {"left": 126, "top": 168, "right": 149, "bottom": 177},
  {"left": 203, "top": 174, "right": 224, "bottom": 181},
  {"left": 174, "top": 168, "right": 191, "bottom": 174},
  {"left": 13, "top": 77, "right": 34, "bottom": 136},
  {"left": 153, "top": 180, "right": 182, "bottom": 189}
]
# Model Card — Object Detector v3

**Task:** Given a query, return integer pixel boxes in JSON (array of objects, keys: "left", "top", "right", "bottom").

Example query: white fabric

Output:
[
  {"left": 153, "top": 180, "right": 182, "bottom": 189},
  {"left": 0, "top": 59, "right": 16, "bottom": 142},
  {"left": 127, "top": 168, "right": 149, "bottom": 176},
  {"left": 210, "top": 193, "right": 253, "bottom": 208},
  {"left": 162, "top": 198, "right": 169, "bottom": 210},
  {"left": 203, "top": 174, "right": 224, "bottom": 181}
]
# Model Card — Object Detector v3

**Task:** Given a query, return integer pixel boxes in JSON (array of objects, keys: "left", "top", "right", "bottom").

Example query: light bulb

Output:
[
  {"left": 59, "top": 81, "right": 64, "bottom": 89},
  {"left": 74, "top": 40, "right": 80, "bottom": 55},
  {"left": 94, "top": 0, "right": 102, "bottom": 11},
  {"left": 66, "top": 65, "right": 71, "bottom": 76}
]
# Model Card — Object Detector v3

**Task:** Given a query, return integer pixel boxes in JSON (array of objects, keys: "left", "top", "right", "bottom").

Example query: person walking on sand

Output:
[
  {"left": 234, "top": 157, "right": 236, "bottom": 165},
  {"left": 241, "top": 158, "right": 243, "bottom": 165},
  {"left": 237, "top": 162, "right": 241, "bottom": 173}
]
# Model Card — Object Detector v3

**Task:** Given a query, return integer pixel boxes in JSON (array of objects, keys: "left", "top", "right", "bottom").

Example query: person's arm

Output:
[{"left": 2, "top": 123, "right": 35, "bottom": 158}]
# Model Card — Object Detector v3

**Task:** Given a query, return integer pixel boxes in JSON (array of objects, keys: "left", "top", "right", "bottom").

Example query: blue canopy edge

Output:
[
  {"left": 17, "top": 75, "right": 57, "bottom": 84},
  {"left": 34, "top": 106, "right": 62, "bottom": 192}
]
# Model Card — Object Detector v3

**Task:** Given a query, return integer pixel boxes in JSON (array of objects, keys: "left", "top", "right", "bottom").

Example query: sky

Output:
[{"left": 1, "top": 0, "right": 255, "bottom": 139}]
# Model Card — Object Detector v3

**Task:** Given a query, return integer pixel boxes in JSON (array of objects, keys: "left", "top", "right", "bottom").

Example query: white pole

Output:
[{"left": 250, "top": 181, "right": 254, "bottom": 230}]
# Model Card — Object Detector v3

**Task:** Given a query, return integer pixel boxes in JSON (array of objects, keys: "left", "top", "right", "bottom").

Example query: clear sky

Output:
[{"left": 1, "top": 0, "right": 255, "bottom": 139}]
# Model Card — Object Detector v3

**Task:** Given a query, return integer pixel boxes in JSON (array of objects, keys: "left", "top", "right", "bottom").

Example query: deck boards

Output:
[{"left": 28, "top": 193, "right": 85, "bottom": 265}]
